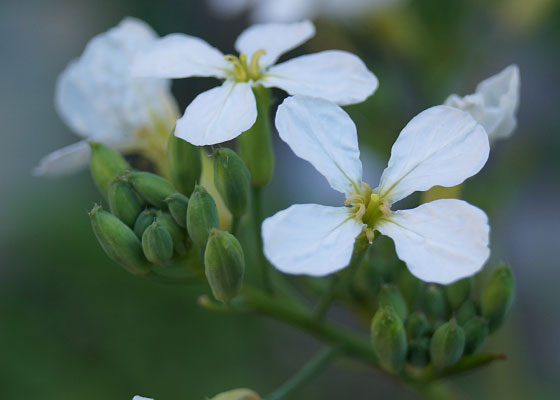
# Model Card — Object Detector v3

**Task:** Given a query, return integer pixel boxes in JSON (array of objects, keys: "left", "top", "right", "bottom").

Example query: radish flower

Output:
[
  {"left": 445, "top": 65, "right": 520, "bottom": 143},
  {"left": 34, "top": 18, "right": 178, "bottom": 177},
  {"left": 262, "top": 96, "right": 491, "bottom": 284},
  {"left": 131, "top": 20, "right": 378, "bottom": 146}
]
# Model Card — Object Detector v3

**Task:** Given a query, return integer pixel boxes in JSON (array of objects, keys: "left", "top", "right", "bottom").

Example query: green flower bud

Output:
[
  {"left": 128, "top": 171, "right": 175, "bottom": 208},
  {"left": 370, "top": 306, "right": 407, "bottom": 374},
  {"left": 142, "top": 222, "right": 174, "bottom": 264},
  {"left": 430, "top": 319, "right": 465, "bottom": 368},
  {"left": 238, "top": 86, "right": 274, "bottom": 187},
  {"left": 164, "top": 192, "right": 189, "bottom": 228},
  {"left": 481, "top": 264, "right": 515, "bottom": 333},
  {"left": 167, "top": 134, "right": 201, "bottom": 197},
  {"left": 187, "top": 185, "right": 219, "bottom": 249},
  {"left": 378, "top": 284, "right": 408, "bottom": 322},
  {"left": 156, "top": 211, "right": 188, "bottom": 256},
  {"left": 107, "top": 177, "right": 142, "bottom": 227},
  {"left": 209, "top": 388, "right": 260, "bottom": 400},
  {"left": 213, "top": 148, "right": 251, "bottom": 217},
  {"left": 444, "top": 277, "right": 473, "bottom": 310},
  {"left": 397, "top": 268, "right": 424, "bottom": 308},
  {"left": 89, "top": 142, "right": 130, "bottom": 196},
  {"left": 406, "top": 311, "right": 429, "bottom": 339},
  {"left": 455, "top": 300, "right": 479, "bottom": 325},
  {"left": 89, "top": 205, "right": 151, "bottom": 275},
  {"left": 204, "top": 229, "right": 245, "bottom": 303},
  {"left": 423, "top": 284, "right": 447, "bottom": 319},
  {"left": 407, "top": 337, "right": 430, "bottom": 367},
  {"left": 134, "top": 209, "right": 157, "bottom": 238},
  {"left": 463, "top": 316, "right": 489, "bottom": 355}
]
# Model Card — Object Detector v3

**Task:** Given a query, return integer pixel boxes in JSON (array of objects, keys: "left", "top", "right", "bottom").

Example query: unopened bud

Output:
[
  {"left": 407, "top": 337, "right": 430, "bottom": 367},
  {"left": 187, "top": 185, "right": 219, "bottom": 249},
  {"left": 165, "top": 192, "right": 189, "bottom": 228},
  {"left": 209, "top": 388, "right": 260, "bottom": 400},
  {"left": 481, "top": 264, "right": 515, "bottom": 333},
  {"left": 378, "top": 284, "right": 408, "bottom": 322},
  {"left": 370, "top": 306, "right": 407, "bottom": 374},
  {"left": 213, "top": 148, "right": 251, "bottom": 217},
  {"left": 463, "top": 316, "right": 489, "bottom": 355},
  {"left": 430, "top": 319, "right": 465, "bottom": 367},
  {"left": 167, "top": 134, "right": 201, "bottom": 197},
  {"left": 108, "top": 177, "right": 142, "bottom": 227},
  {"left": 156, "top": 211, "right": 188, "bottom": 256},
  {"left": 142, "top": 222, "right": 174, "bottom": 264},
  {"left": 397, "top": 268, "right": 424, "bottom": 308},
  {"left": 406, "top": 311, "right": 428, "bottom": 339},
  {"left": 128, "top": 171, "right": 175, "bottom": 208},
  {"left": 134, "top": 209, "right": 157, "bottom": 238},
  {"left": 89, "top": 205, "right": 151, "bottom": 275},
  {"left": 89, "top": 142, "right": 130, "bottom": 195},
  {"left": 455, "top": 300, "right": 479, "bottom": 325},
  {"left": 444, "top": 277, "right": 473, "bottom": 310},
  {"left": 423, "top": 284, "right": 447, "bottom": 319},
  {"left": 204, "top": 229, "right": 245, "bottom": 303}
]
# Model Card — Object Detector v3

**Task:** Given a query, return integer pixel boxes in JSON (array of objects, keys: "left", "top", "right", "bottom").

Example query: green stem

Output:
[
  {"left": 265, "top": 347, "right": 339, "bottom": 400},
  {"left": 252, "top": 187, "right": 273, "bottom": 294}
]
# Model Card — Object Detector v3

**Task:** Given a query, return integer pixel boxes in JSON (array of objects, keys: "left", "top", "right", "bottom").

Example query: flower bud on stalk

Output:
[
  {"left": 444, "top": 277, "right": 473, "bottom": 310},
  {"left": 238, "top": 86, "right": 274, "bottom": 187},
  {"left": 187, "top": 185, "right": 219, "bottom": 249},
  {"left": 209, "top": 388, "right": 260, "bottom": 400},
  {"left": 89, "top": 205, "right": 151, "bottom": 275},
  {"left": 370, "top": 306, "right": 407, "bottom": 374},
  {"left": 378, "top": 284, "right": 408, "bottom": 322},
  {"left": 156, "top": 211, "right": 188, "bottom": 256},
  {"left": 128, "top": 170, "right": 175, "bottom": 208},
  {"left": 481, "top": 264, "right": 515, "bottom": 333},
  {"left": 108, "top": 177, "right": 142, "bottom": 227},
  {"left": 167, "top": 134, "right": 201, "bottom": 197},
  {"left": 142, "top": 222, "right": 174, "bottom": 264},
  {"left": 204, "top": 229, "right": 245, "bottom": 303},
  {"left": 423, "top": 284, "right": 447, "bottom": 319},
  {"left": 89, "top": 142, "right": 130, "bottom": 196},
  {"left": 165, "top": 192, "right": 189, "bottom": 228},
  {"left": 455, "top": 300, "right": 479, "bottom": 325},
  {"left": 213, "top": 148, "right": 251, "bottom": 217},
  {"left": 430, "top": 319, "right": 465, "bottom": 368},
  {"left": 463, "top": 316, "right": 489, "bottom": 354},
  {"left": 406, "top": 311, "right": 429, "bottom": 339},
  {"left": 134, "top": 209, "right": 157, "bottom": 238},
  {"left": 407, "top": 337, "right": 430, "bottom": 367}
]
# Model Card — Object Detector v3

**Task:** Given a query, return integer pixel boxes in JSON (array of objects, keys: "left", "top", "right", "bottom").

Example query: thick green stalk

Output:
[{"left": 252, "top": 187, "right": 273, "bottom": 294}]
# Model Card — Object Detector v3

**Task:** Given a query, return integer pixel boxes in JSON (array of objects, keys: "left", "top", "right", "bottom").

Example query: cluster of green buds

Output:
[
  {"left": 87, "top": 139, "right": 251, "bottom": 304},
  {"left": 369, "top": 264, "right": 515, "bottom": 374}
]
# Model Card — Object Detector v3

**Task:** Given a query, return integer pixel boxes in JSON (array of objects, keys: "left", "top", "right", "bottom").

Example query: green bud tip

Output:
[
  {"left": 444, "top": 277, "right": 473, "bottom": 310},
  {"left": 128, "top": 170, "right": 176, "bottom": 208},
  {"left": 89, "top": 142, "right": 130, "bottom": 196},
  {"left": 167, "top": 134, "right": 202, "bottom": 197},
  {"left": 107, "top": 176, "right": 142, "bottom": 228},
  {"left": 187, "top": 185, "right": 219, "bottom": 249},
  {"left": 423, "top": 284, "right": 447, "bottom": 319},
  {"left": 463, "top": 316, "right": 489, "bottom": 355},
  {"left": 481, "top": 264, "right": 515, "bottom": 333},
  {"left": 142, "top": 221, "right": 174, "bottom": 264},
  {"left": 430, "top": 318, "right": 465, "bottom": 368},
  {"left": 406, "top": 311, "right": 429, "bottom": 339},
  {"left": 213, "top": 148, "right": 251, "bottom": 218},
  {"left": 164, "top": 192, "right": 189, "bottom": 228},
  {"left": 378, "top": 284, "right": 409, "bottom": 322},
  {"left": 370, "top": 305, "right": 407, "bottom": 374}
]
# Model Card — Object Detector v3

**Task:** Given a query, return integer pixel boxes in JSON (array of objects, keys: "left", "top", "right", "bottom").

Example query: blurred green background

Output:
[{"left": 1, "top": 0, "right": 559, "bottom": 398}]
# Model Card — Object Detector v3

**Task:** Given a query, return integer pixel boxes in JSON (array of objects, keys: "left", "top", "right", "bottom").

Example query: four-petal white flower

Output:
[
  {"left": 34, "top": 17, "right": 178, "bottom": 177},
  {"left": 262, "top": 96, "right": 491, "bottom": 284},
  {"left": 445, "top": 65, "right": 520, "bottom": 143},
  {"left": 131, "top": 20, "right": 378, "bottom": 146}
]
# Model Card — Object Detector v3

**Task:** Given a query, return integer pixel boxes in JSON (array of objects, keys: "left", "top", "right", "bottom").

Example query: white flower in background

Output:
[
  {"left": 263, "top": 96, "right": 491, "bottom": 284},
  {"left": 132, "top": 397, "right": 152, "bottom": 400},
  {"left": 207, "top": 0, "right": 403, "bottom": 23},
  {"left": 445, "top": 65, "right": 520, "bottom": 143},
  {"left": 131, "top": 20, "right": 378, "bottom": 146},
  {"left": 34, "top": 17, "right": 178, "bottom": 177}
]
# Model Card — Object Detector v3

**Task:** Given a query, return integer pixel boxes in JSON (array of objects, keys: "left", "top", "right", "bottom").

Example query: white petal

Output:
[
  {"left": 33, "top": 141, "right": 91, "bottom": 177},
  {"left": 132, "top": 396, "right": 153, "bottom": 400},
  {"left": 377, "top": 106, "right": 489, "bottom": 203},
  {"left": 235, "top": 20, "right": 315, "bottom": 67},
  {"left": 262, "top": 204, "right": 364, "bottom": 276},
  {"left": 275, "top": 96, "right": 363, "bottom": 195},
  {"left": 175, "top": 81, "right": 257, "bottom": 146},
  {"left": 377, "top": 199, "right": 490, "bottom": 284},
  {"left": 251, "top": 0, "right": 317, "bottom": 23},
  {"left": 263, "top": 50, "right": 378, "bottom": 105},
  {"left": 56, "top": 17, "right": 178, "bottom": 144},
  {"left": 131, "top": 33, "right": 228, "bottom": 79}
]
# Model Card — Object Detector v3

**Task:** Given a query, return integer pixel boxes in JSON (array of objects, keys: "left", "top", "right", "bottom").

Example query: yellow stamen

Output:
[{"left": 249, "top": 49, "right": 267, "bottom": 80}]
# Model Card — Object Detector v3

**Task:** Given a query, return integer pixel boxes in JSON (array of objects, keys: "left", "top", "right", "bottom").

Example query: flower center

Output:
[
  {"left": 345, "top": 183, "right": 391, "bottom": 243},
  {"left": 224, "top": 49, "right": 267, "bottom": 82}
]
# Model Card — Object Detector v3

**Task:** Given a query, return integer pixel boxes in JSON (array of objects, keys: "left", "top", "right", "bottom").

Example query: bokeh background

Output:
[{"left": 1, "top": 0, "right": 559, "bottom": 398}]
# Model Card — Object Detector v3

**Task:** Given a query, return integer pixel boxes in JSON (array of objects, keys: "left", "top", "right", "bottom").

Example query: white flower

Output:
[
  {"left": 132, "top": 397, "right": 153, "bottom": 400},
  {"left": 445, "top": 65, "right": 520, "bottom": 143},
  {"left": 262, "top": 96, "right": 491, "bottom": 284},
  {"left": 131, "top": 20, "right": 378, "bottom": 146},
  {"left": 34, "top": 17, "right": 178, "bottom": 177},
  {"left": 207, "top": 0, "right": 403, "bottom": 23}
]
